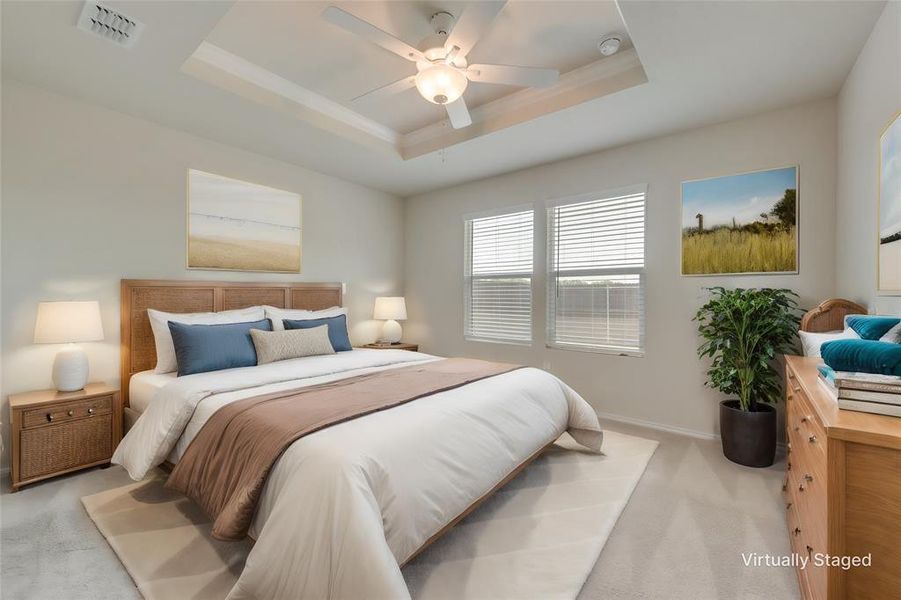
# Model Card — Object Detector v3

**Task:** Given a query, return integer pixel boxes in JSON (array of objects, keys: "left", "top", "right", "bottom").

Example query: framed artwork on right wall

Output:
[{"left": 879, "top": 112, "right": 901, "bottom": 293}]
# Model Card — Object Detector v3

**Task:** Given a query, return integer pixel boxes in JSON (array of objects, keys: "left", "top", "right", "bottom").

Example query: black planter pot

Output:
[{"left": 719, "top": 400, "right": 777, "bottom": 468}]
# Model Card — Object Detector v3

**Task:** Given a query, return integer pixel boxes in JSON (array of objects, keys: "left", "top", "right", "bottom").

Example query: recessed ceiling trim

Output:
[
  {"left": 181, "top": 43, "right": 646, "bottom": 161},
  {"left": 186, "top": 42, "right": 401, "bottom": 147},
  {"left": 400, "top": 49, "right": 648, "bottom": 159}
]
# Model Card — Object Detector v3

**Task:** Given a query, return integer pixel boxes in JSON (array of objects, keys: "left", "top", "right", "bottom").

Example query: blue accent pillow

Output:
[
  {"left": 821, "top": 339, "right": 901, "bottom": 376},
  {"left": 168, "top": 319, "right": 272, "bottom": 376},
  {"left": 846, "top": 315, "right": 901, "bottom": 340},
  {"left": 283, "top": 314, "right": 351, "bottom": 352}
]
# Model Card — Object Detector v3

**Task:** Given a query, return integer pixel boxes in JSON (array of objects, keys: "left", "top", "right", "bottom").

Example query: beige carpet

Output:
[{"left": 82, "top": 431, "right": 657, "bottom": 600}]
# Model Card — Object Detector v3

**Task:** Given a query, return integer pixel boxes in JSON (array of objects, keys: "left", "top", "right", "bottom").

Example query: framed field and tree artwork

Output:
[
  {"left": 187, "top": 169, "right": 302, "bottom": 273},
  {"left": 681, "top": 166, "right": 798, "bottom": 276},
  {"left": 878, "top": 112, "right": 901, "bottom": 292}
]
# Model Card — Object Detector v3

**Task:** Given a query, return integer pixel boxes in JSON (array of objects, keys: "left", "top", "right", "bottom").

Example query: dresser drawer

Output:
[
  {"left": 19, "top": 413, "right": 112, "bottom": 480},
  {"left": 786, "top": 484, "right": 827, "bottom": 600},
  {"left": 787, "top": 376, "right": 825, "bottom": 455},
  {"left": 787, "top": 460, "right": 826, "bottom": 547},
  {"left": 21, "top": 395, "right": 112, "bottom": 429}
]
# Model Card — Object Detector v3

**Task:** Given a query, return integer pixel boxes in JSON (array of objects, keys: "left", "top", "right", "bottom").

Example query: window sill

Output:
[
  {"left": 545, "top": 343, "right": 644, "bottom": 358},
  {"left": 465, "top": 336, "right": 532, "bottom": 347}
]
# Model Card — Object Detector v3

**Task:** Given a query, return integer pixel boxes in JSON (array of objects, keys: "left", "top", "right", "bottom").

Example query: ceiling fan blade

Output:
[
  {"left": 445, "top": 97, "right": 472, "bottom": 129},
  {"left": 352, "top": 76, "right": 417, "bottom": 102},
  {"left": 323, "top": 6, "right": 425, "bottom": 63},
  {"left": 467, "top": 63, "right": 559, "bottom": 88},
  {"left": 444, "top": 1, "right": 506, "bottom": 58}
]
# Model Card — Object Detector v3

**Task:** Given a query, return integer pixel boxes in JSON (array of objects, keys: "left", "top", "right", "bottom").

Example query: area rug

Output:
[{"left": 82, "top": 430, "right": 657, "bottom": 600}]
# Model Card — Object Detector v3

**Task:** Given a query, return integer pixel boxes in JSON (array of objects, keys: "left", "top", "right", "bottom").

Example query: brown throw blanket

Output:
[{"left": 166, "top": 358, "right": 523, "bottom": 540}]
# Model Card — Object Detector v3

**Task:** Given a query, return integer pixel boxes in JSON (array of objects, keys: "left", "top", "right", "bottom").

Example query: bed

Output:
[{"left": 113, "top": 279, "right": 603, "bottom": 600}]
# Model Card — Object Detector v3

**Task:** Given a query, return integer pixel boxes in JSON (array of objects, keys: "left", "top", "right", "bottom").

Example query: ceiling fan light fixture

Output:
[{"left": 415, "top": 63, "right": 468, "bottom": 105}]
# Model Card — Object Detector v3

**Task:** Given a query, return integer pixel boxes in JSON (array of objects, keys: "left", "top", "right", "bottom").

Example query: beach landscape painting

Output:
[
  {"left": 879, "top": 113, "right": 901, "bottom": 292},
  {"left": 187, "top": 170, "right": 301, "bottom": 273},
  {"left": 681, "top": 166, "right": 798, "bottom": 275}
]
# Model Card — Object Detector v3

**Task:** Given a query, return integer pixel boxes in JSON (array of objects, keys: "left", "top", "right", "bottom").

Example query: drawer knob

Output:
[
  {"left": 793, "top": 527, "right": 802, "bottom": 536},
  {"left": 67, "top": 410, "right": 74, "bottom": 417},
  {"left": 804, "top": 474, "right": 814, "bottom": 483},
  {"left": 793, "top": 426, "right": 800, "bottom": 432},
  {"left": 87, "top": 407, "right": 95, "bottom": 415},
  {"left": 808, "top": 435, "right": 817, "bottom": 443},
  {"left": 799, "top": 483, "right": 806, "bottom": 492},
  {"left": 46, "top": 413, "right": 53, "bottom": 422},
  {"left": 786, "top": 502, "right": 792, "bottom": 510},
  {"left": 787, "top": 461, "right": 792, "bottom": 471},
  {"left": 782, "top": 482, "right": 787, "bottom": 492},
  {"left": 801, "top": 416, "right": 808, "bottom": 423},
  {"left": 793, "top": 386, "right": 801, "bottom": 393},
  {"left": 806, "top": 545, "right": 814, "bottom": 554}
]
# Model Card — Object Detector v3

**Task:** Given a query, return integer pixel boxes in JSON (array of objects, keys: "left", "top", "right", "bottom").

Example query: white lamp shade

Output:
[
  {"left": 34, "top": 301, "right": 104, "bottom": 344},
  {"left": 373, "top": 297, "right": 407, "bottom": 321}
]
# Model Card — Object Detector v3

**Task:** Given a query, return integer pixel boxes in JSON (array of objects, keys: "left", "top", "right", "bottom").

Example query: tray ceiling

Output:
[
  {"left": 183, "top": 0, "right": 644, "bottom": 157},
  {"left": 0, "top": 1, "right": 887, "bottom": 196}
]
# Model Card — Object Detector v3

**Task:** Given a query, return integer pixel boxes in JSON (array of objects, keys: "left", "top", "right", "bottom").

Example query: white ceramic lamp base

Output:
[
  {"left": 53, "top": 345, "right": 89, "bottom": 392},
  {"left": 379, "top": 319, "right": 403, "bottom": 344}
]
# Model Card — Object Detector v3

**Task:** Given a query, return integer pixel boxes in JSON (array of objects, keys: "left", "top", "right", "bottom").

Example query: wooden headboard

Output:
[
  {"left": 800, "top": 298, "right": 867, "bottom": 333},
  {"left": 120, "top": 279, "right": 342, "bottom": 406}
]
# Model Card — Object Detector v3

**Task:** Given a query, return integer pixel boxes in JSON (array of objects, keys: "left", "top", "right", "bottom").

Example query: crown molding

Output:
[{"left": 182, "top": 42, "right": 401, "bottom": 153}]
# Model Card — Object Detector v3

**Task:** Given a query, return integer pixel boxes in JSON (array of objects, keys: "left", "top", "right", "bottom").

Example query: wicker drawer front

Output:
[
  {"left": 19, "top": 414, "right": 112, "bottom": 480},
  {"left": 22, "top": 396, "right": 112, "bottom": 429}
]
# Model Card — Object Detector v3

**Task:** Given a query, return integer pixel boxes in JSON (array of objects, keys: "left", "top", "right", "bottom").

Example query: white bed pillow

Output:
[
  {"left": 879, "top": 322, "right": 901, "bottom": 343},
  {"left": 263, "top": 305, "right": 348, "bottom": 331},
  {"left": 148, "top": 306, "right": 265, "bottom": 373},
  {"left": 798, "top": 328, "right": 860, "bottom": 358}
]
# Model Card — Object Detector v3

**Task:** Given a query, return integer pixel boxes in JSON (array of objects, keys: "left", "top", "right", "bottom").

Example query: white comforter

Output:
[{"left": 113, "top": 349, "right": 603, "bottom": 599}]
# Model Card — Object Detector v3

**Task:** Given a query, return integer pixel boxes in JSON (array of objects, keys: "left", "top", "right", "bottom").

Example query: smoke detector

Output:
[
  {"left": 597, "top": 34, "right": 622, "bottom": 56},
  {"left": 76, "top": 1, "right": 144, "bottom": 48}
]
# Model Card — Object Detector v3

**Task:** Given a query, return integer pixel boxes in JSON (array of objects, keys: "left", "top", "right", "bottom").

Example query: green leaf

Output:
[{"left": 694, "top": 287, "right": 801, "bottom": 411}]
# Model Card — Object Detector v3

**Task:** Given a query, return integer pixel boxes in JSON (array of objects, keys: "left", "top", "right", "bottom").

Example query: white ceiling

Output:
[
  {"left": 1, "top": 1, "right": 886, "bottom": 197},
  {"left": 204, "top": 1, "right": 631, "bottom": 134}
]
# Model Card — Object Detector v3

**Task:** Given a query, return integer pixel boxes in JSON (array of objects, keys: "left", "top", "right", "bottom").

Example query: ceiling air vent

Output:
[{"left": 76, "top": 1, "right": 144, "bottom": 48}]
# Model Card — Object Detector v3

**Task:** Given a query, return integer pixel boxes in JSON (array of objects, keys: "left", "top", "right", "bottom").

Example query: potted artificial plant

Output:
[{"left": 695, "top": 287, "right": 801, "bottom": 467}]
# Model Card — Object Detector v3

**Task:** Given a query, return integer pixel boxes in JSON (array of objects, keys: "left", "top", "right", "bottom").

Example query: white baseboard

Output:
[
  {"left": 596, "top": 410, "right": 787, "bottom": 452},
  {"left": 595, "top": 410, "right": 719, "bottom": 440}
]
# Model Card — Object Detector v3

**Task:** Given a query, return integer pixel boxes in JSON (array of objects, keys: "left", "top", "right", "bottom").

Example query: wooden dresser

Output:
[{"left": 784, "top": 356, "right": 901, "bottom": 599}]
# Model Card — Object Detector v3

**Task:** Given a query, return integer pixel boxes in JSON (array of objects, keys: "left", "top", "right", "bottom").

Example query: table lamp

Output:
[
  {"left": 373, "top": 297, "right": 407, "bottom": 344},
  {"left": 34, "top": 301, "right": 104, "bottom": 391}
]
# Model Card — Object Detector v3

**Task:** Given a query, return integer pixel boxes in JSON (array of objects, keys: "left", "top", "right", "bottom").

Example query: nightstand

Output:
[
  {"left": 8, "top": 383, "right": 121, "bottom": 492},
  {"left": 361, "top": 342, "right": 419, "bottom": 352}
]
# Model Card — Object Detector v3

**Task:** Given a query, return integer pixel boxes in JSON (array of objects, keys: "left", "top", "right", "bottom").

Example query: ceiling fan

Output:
[{"left": 322, "top": 1, "right": 559, "bottom": 129}]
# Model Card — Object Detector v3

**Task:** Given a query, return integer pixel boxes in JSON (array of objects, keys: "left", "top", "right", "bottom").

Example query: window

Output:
[
  {"left": 464, "top": 208, "right": 534, "bottom": 343},
  {"left": 547, "top": 186, "right": 646, "bottom": 355}
]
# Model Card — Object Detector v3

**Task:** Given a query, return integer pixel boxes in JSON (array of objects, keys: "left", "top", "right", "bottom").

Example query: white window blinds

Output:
[
  {"left": 465, "top": 209, "right": 534, "bottom": 343},
  {"left": 547, "top": 187, "right": 646, "bottom": 354}
]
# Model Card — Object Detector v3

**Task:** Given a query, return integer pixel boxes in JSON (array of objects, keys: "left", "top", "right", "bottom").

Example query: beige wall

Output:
[
  {"left": 836, "top": 2, "right": 901, "bottom": 313},
  {"left": 0, "top": 80, "right": 404, "bottom": 457},
  {"left": 404, "top": 99, "right": 837, "bottom": 438}
]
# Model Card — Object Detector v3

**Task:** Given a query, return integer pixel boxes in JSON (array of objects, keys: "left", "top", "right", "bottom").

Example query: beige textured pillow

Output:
[{"left": 251, "top": 325, "right": 336, "bottom": 365}]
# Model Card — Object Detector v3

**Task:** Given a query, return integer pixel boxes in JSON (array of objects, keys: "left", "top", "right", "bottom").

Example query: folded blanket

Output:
[
  {"left": 817, "top": 364, "right": 835, "bottom": 384},
  {"left": 821, "top": 339, "right": 901, "bottom": 377}
]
